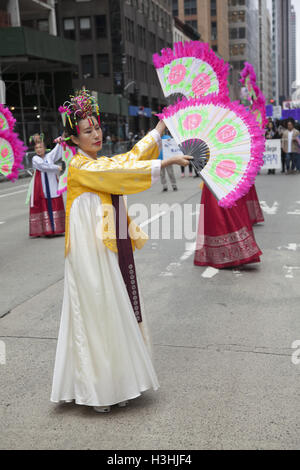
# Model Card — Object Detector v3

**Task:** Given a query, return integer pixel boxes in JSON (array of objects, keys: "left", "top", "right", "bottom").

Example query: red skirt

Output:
[
  {"left": 194, "top": 185, "right": 262, "bottom": 269},
  {"left": 243, "top": 185, "right": 264, "bottom": 225},
  {"left": 29, "top": 170, "right": 65, "bottom": 237}
]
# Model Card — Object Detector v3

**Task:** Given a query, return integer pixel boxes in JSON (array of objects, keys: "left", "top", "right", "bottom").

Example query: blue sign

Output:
[{"left": 129, "top": 106, "right": 152, "bottom": 118}]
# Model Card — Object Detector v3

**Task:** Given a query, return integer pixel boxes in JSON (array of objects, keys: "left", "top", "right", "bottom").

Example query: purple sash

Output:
[{"left": 111, "top": 195, "right": 142, "bottom": 323}]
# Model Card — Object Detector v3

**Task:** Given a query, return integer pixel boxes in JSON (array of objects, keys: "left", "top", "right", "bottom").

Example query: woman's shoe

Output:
[
  {"left": 117, "top": 400, "right": 129, "bottom": 408},
  {"left": 93, "top": 405, "right": 111, "bottom": 413}
]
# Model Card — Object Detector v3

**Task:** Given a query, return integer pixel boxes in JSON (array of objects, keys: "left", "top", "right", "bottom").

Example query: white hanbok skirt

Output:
[{"left": 50, "top": 193, "right": 159, "bottom": 407}]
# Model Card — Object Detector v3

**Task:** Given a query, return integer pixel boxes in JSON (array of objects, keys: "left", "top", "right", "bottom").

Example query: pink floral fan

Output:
[
  {"left": 158, "top": 96, "right": 265, "bottom": 208},
  {"left": 0, "top": 129, "right": 26, "bottom": 181},
  {"left": 240, "top": 62, "right": 267, "bottom": 129},
  {"left": 153, "top": 41, "right": 229, "bottom": 102},
  {"left": 0, "top": 104, "right": 16, "bottom": 132}
]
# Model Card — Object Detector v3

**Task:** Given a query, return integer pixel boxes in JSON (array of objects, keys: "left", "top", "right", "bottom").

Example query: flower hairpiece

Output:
[{"left": 58, "top": 89, "right": 101, "bottom": 134}]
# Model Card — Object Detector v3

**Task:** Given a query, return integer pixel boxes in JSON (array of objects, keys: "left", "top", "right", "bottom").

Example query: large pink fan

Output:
[
  {"left": 153, "top": 41, "right": 229, "bottom": 102},
  {"left": 0, "top": 129, "right": 26, "bottom": 181},
  {"left": 240, "top": 62, "right": 267, "bottom": 129},
  {"left": 0, "top": 104, "right": 16, "bottom": 132},
  {"left": 158, "top": 96, "right": 265, "bottom": 208}
]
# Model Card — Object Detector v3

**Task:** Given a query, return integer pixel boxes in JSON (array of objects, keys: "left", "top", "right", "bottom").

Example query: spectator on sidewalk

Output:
[
  {"left": 281, "top": 119, "right": 300, "bottom": 174},
  {"left": 159, "top": 134, "right": 178, "bottom": 192},
  {"left": 265, "top": 121, "right": 279, "bottom": 174}
]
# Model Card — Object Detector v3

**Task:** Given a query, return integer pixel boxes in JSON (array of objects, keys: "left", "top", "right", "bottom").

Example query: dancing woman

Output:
[
  {"left": 27, "top": 134, "right": 65, "bottom": 237},
  {"left": 50, "top": 90, "right": 192, "bottom": 412}
]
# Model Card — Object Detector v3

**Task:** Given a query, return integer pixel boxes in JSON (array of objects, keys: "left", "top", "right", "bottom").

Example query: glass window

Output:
[
  {"left": 81, "top": 55, "right": 94, "bottom": 78},
  {"left": 184, "top": 0, "right": 197, "bottom": 16},
  {"left": 79, "top": 17, "right": 92, "bottom": 40},
  {"left": 97, "top": 54, "right": 110, "bottom": 77},
  {"left": 63, "top": 18, "right": 76, "bottom": 40},
  {"left": 95, "top": 15, "right": 107, "bottom": 38},
  {"left": 173, "top": 0, "right": 178, "bottom": 16},
  {"left": 37, "top": 19, "right": 49, "bottom": 32},
  {"left": 211, "top": 0, "right": 217, "bottom": 17},
  {"left": 211, "top": 21, "right": 217, "bottom": 40}
]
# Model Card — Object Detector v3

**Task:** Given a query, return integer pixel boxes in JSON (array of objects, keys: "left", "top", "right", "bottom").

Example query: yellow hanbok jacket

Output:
[{"left": 65, "top": 130, "right": 161, "bottom": 257}]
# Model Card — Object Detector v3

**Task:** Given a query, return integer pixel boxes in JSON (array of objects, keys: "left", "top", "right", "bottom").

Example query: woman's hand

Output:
[
  {"left": 155, "top": 120, "right": 166, "bottom": 137},
  {"left": 161, "top": 155, "right": 193, "bottom": 168}
]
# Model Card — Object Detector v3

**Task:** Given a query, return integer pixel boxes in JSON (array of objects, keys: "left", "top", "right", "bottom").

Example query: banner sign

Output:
[
  {"left": 262, "top": 139, "right": 281, "bottom": 170},
  {"left": 162, "top": 138, "right": 183, "bottom": 160}
]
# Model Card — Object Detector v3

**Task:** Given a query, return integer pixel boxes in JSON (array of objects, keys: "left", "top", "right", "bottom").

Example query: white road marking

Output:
[
  {"left": 0, "top": 183, "right": 29, "bottom": 194},
  {"left": 140, "top": 211, "right": 167, "bottom": 228},
  {"left": 0, "top": 221, "right": 5, "bottom": 225},
  {"left": 233, "top": 269, "right": 243, "bottom": 277},
  {"left": 259, "top": 200, "right": 279, "bottom": 215},
  {"left": 201, "top": 267, "right": 219, "bottom": 278},
  {"left": 180, "top": 242, "right": 196, "bottom": 261},
  {"left": 0, "top": 189, "right": 28, "bottom": 198},
  {"left": 283, "top": 266, "right": 300, "bottom": 279},
  {"left": 278, "top": 243, "right": 300, "bottom": 251},
  {"left": 287, "top": 210, "right": 300, "bottom": 215}
]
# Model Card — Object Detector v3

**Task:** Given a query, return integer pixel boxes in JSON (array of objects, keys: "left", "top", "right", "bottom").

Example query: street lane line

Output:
[
  {"left": 140, "top": 211, "right": 167, "bottom": 228},
  {"left": 0, "top": 183, "right": 29, "bottom": 194},
  {"left": 0, "top": 189, "right": 28, "bottom": 198},
  {"left": 201, "top": 267, "right": 219, "bottom": 278},
  {"left": 260, "top": 201, "right": 279, "bottom": 215},
  {"left": 278, "top": 243, "right": 300, "bottom": 251}
]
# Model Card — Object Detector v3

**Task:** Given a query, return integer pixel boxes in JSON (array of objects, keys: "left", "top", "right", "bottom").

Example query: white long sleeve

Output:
[{"left": 32, "top": 156, "right": 60, "bottom": 173}]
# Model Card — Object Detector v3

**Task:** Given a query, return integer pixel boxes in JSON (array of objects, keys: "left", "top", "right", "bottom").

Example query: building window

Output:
[
  {"left": 173, "top": 0, "right": 178, "bottom": 16},
  {"left": 95, "top": 15, "right": 107, "bottom": 38},
  {"left": 81, "top": 55, "right": 94, "bottom": 78},
  {"left": 138, "top": 25, "right": 146, "bottom": 49},
  {"left": 97, "top": 54, "right": 110, "bottom": 77},
  {"left": 37, "top": 19, "right": 49, "bottom": 32},
  {"left": 63, "top": 18, "right": 76, "bottom": 40},
  {"left": 184, "top": 0, "right": 197, "bottom": 16},
  {"left": 125, "top": 17, "right": 135, "bottom": 42},
  {"left": 229, "top": 27, "right": 246, "bottom": 39},
  {"left": 79, "top": 17, "right": 92, "bottom": 40},
  {"left": 211, "top": 21, "right": 217, "bottom": 40},
  {"left": 139, "top": 61, "right": 147, "bottom": 83},
  {"left": 211, "top": 0, "right": 217, "bottom": 17},
  {"left": 186, "top": 20, "right": 197, "bottom": 30}
]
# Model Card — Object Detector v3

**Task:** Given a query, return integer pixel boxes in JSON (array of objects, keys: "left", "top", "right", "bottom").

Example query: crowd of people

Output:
[{"left": 265, "top": 117, "right": 300, "bottom": 175}]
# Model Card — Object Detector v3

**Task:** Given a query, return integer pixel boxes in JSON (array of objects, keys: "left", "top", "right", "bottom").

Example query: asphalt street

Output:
[{"left": 0, "top": 167, "right": 300, "bottom": 450}]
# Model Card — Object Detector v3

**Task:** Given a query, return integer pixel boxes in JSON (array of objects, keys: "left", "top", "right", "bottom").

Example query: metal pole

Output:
[{"left": 18, "top": 70, "right": 27, "bottom": 143}]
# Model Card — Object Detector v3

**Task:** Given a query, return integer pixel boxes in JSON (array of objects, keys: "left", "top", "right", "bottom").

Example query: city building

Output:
[
  {"left": 0, "top": 0, "right": 77, "bottom": 143},
  {"left": 173, "top": 15, "right": 200, "bottom": 45},
  {"left": 258, "top": 0, "right": 272, "bottom": 101},
  {"left": 56, "top": 0, "right": 173, "bottom": 137},
  {"left": 271, "top": 0, "right": 292, "bottom": 104},
  {"left": 228, "top": 0, "right": 260, "bottom": 100},
  {"left": 172, "top": 0, "right": 229, "bottom": 61},
  {"left": 289, "top": 4, "right": 296, "bottom": 90}
]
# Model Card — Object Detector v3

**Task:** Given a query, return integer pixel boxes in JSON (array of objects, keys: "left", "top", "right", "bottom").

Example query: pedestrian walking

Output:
[{"left": 159, "top": 134, "right": 178, "bottom": 192}]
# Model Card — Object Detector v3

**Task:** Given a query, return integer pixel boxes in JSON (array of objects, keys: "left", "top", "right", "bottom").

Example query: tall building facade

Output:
[
  {"left": 56, "top": 0, "right": 173, "bottom": 136},
  {"left": 172, "top": 0, "right": 229, "bottom": 60},
  {"left": 289, "top": 4, "right": 296, "bottom": 89},
  {"left": 0, "top": 0, "right": 77, "bottom": 143},
  {"left": 228, "top": 0, "right": 260, "bottom": 100},
  {"left": 271, "top": 0, "right": 292, "bottom": 104},
  {"left": 258, "top": 0, "right": 272, "bottom": 100}
]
